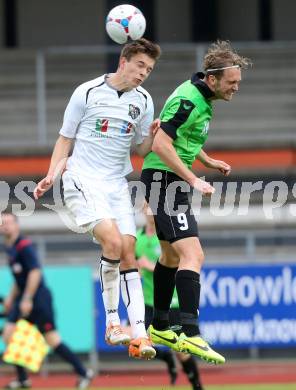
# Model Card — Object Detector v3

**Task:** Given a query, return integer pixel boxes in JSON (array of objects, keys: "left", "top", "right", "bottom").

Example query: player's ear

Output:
[{"left": 207, "top": 74, "right": 217, "bottom": 88}]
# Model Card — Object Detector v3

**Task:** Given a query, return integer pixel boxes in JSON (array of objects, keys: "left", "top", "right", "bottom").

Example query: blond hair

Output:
[{"left": 204, "top": 40, "right": 252, "bottom": 78}]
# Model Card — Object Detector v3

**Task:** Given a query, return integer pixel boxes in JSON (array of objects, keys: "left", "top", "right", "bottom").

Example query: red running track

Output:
[{"left": 1, "top": 361, "right": 296, "bottom": 388}]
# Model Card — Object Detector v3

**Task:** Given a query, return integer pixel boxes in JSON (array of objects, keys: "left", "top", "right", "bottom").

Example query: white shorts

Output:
[{"left": 62, "top": 170, "right": 136, "bottom": 237}]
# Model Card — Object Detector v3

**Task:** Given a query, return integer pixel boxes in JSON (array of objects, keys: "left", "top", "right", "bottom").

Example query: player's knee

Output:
[
  {"left": 178, "top": 242, "right": 204, "bottom": 265},
  {"left": 120, "top": 254, "right": 137, "bottom": 270},
  {"left": 190, "top": 249, "right": 204, "bottom": 268},
  {"left": 178, "top": 247, "right": 204, "bottom": 271},
  {"left": 102, "top": 236, "right": 122, "bottom": 258}
]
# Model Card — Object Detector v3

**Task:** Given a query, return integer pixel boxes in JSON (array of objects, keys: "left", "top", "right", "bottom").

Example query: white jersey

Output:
[{"left": 59, "top": 75, "right": 153, "bottom": 181}]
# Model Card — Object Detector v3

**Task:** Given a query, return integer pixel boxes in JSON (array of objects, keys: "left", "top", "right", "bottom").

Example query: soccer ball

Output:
[{"left": 106, "top": 4, "right": 146, "bottom": 44}]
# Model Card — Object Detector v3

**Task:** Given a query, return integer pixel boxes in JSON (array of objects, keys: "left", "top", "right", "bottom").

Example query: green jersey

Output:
[
  {"left": 143, "top": 73, "right": 214, "bottom": 172},
  {"left": 135, "top": 228, "right": 179, "bottom": 308}
]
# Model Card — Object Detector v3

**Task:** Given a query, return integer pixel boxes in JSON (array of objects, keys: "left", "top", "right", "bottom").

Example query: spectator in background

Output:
[
  {"left": 136, "top": 203, "right": 204, "bottom": 390},
  {"left": 0, "top": 213, "right": 94, "bottom": 389}
]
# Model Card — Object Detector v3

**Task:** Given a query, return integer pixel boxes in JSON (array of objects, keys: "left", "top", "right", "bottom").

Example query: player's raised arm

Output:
[
  {"left": 33, "top": 135, "right": 73, "bottom": 199},
  {"left": 34, "top": 82, "right": 86, "bottom": 200}
]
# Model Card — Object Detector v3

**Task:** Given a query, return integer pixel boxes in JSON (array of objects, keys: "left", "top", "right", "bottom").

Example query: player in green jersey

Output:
[
  {"left": 141, "top": 40, "right": 251, "bottom": 364},
  {"left": 136, "top": 204, "right": 204, "bottom": 390}
]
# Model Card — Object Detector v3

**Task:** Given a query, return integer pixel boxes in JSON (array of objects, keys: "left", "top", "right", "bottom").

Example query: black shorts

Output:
[
  {"left": 145, "top": 305, "right": 181, "bottom": 329},
  {"left": 8, "top": 287, "right": 56, "bottom": 334},
  {"left": 141, "top": 169, "right": 198, "bottom": 243}
]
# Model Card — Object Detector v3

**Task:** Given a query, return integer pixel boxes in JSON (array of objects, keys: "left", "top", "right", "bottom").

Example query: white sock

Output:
[
  {"left": 120, "top": 270, "right": 147, "bottom": 339},
  {"left": 99, "top": 256, "right": 120, "bottom": 326}
]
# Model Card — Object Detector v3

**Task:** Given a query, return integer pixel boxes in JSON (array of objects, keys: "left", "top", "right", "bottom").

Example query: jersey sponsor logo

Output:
[
  {"left": 128, "top": 104, "right": 140, "bottom": 119},
  {"left": 95, "top": 118, "right": 109, "bottom": 132},
  {"left": 92, "top": 119, "right": 112, "bottom": 138},
  {"left": 120, "top": 121, "right": 133, "bottom": 134}
]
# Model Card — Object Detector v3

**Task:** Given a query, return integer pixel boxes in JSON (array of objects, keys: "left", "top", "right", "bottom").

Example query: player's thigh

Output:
[
  {"left": 152, "top": 196, "right": 198, "bottom": 243},
  {"left": 159, "top": 240, "right": 180, "bottom": 268},
  {"left": 62, "top": 171, "right": 114, "bottom": 228},
  {"left": 171, "top": 236, "right": 204, "bottom": 272},
  {"left": 166, "top": 189, "right": 199, "bottom": 242},
  {"left": 109, "top": 178, "right": 137, "bottom": 238},
  {"left": 142, "top": 169, "right": 198, "bottom": 242},
  {"left": 91, "top": 189, "right": 129, "bottom": 257},
  {"left": 93, "top": 218, "right": 123, "bottom": 254},
  {"left": 120, "top": 234, "right": 137, "bottom": 271}
]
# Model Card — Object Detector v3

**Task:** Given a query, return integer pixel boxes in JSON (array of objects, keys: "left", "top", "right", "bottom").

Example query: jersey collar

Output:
[{"left": 191, "top": 72, "right": 215, "bottom": 99}]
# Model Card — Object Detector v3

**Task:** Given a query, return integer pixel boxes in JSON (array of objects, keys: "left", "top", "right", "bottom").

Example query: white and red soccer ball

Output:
[{"left": 106, "top": 4, "right": 146, "bottom": 44}]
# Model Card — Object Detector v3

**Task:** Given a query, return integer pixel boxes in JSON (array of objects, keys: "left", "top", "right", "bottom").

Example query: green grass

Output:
[{"left": 34, "top": 385, "right": 296, "bottom": 390}]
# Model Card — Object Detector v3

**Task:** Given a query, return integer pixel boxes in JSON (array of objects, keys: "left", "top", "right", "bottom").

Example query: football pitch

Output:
[{"left": 37, "top": 385, "right": 296, "bottom": 390}]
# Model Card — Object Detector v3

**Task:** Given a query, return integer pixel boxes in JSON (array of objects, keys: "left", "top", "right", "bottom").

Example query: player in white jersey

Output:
[{"left": 34, "top": 39, "right": 161, "bottom": 359}]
